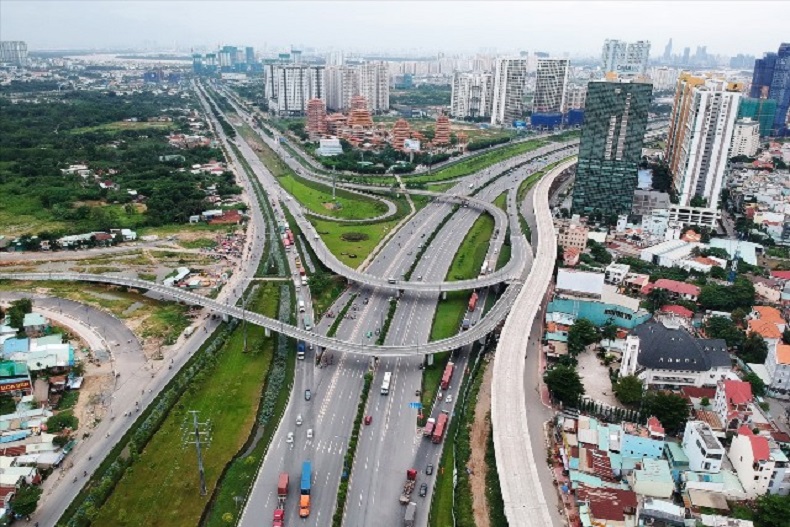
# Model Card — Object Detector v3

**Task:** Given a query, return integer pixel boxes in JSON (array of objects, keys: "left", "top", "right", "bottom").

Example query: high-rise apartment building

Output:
[
  {"left": 490, "top": 58, "right": 528, "bottom": 126},
  {"left": 571, "top": 81, "right": 652, "bottom": 215},
  {"left": 306, "top": 99, "right": 327, "bottom": 138},
  {"left": 564, "top": 84, "right": 587, "bottom": 110},
  {"left": 602, "top": 40, "right": 651, "bottom": 76},
  {"left": 324, "top": 64, "right": 389, "bottom": 114},
  {"left": 357, "top": 62, "right": 390, "bottom": 114},
  {"left": 648, "top": 67, "right": 680, "bottom": 92},
  {"left": 451, "top": 71, "right": 495, "bottom": 119},
  {"left": 0, "top": 41, "right": 28, "bottom": 66},
  {"left": 737, "top": 97, "right": 778, "bottom": 137},
  {"left": 264, "top": 64, "right": 325, "bottom": 117},
  {"left": 663, "top": 39, "right": 673, "bottom": 63},
  {"left": 665, "top": 74, "right": 742, "bottom": 208},
  {"left": 730, "top": 118, "right": 760, "bottom": 158},
  {"left": 750, "top": 43, "right": 790, "bottom": 136},
  {"left": 533, "top": 58, "right": 570, "bottom": 114}
]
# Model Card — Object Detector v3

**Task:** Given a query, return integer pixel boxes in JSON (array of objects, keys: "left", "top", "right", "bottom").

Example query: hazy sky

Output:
[{"left": 2, "top": 1, "right": 788, "bottom": 57}]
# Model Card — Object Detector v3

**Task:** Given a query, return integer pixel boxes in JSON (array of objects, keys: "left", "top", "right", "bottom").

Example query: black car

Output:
[
  {"left": 425, "top": 464, "right": 434, "bottom": 475},
  {"left": 419, "top": 483, "right": 428, "bottom": 497},
  {"left": 304, "top": 389, "right": 312, "bottom": 401}
]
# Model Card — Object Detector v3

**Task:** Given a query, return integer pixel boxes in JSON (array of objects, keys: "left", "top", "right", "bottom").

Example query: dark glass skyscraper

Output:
[
  {"left": 751, "top": 43, "right": 790, "bottom": 136},
  {"left": 571, "top": 81, "right": 652, "bottom": 216}
]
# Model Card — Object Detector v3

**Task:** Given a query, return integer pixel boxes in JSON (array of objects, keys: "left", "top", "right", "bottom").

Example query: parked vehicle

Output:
[
  {"left": 300, "top": 461, "right": 312, "bottom": 518},
  {"left": 399, "top": 469, "right": 418, "bottom": 504},
  {"left": 432, "top": 411, "right": 449, "bottom": 444}
]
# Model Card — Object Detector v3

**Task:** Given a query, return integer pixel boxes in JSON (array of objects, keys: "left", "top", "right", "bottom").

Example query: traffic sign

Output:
[{"left": 409, "top": 402, "right": 422, "bottom": 409}]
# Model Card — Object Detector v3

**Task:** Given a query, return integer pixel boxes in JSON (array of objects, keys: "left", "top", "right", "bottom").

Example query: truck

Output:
[
  {"left": 479, "top": 262, "right": 488, "bottom": 277},
  {"left": 440, "top": 361, "right": 455, "bottom": 390},
  {"left": 299, "top": 266, "right": 306, "bottom": 277},
  {"left": 184, "top": 326, "right": 195, "bottom": 338},
  {"left": 297, "top": 341, "right": 306, "bottom": 360},
  {"left": 277, "top": 472, "right": 289, "bottom": 504},
  {"left": 303, "top": 315, "right": 313, "bottom": 332},
  {"left": 399, "top": 469, "right": 417, "bottom": 504},
  {"left": 468, "top": 292, "right": 479, "bottom": 312},
  {"left": 423, "top": 417, "right": 436, "bottom": 438},
  {"left": 298, "top": 299, "right": 306, "bottom": 313},
  {"left": 287, "top": 230, "right": 295, "bottom": 244},
  {"left": 272, "top": 509, "right": 284, "bottom": 527},
  {"left": 404, "top": 502, "right": 417, "bottom": 527},
  {"left": 300, "top": 461, "right": 311, "bottom": 518},
  {"left": 432, "top": 411, "right": 449, "bottom": 444}
]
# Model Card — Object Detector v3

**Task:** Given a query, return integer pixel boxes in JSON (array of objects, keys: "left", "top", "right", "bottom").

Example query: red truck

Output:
[
  {"left": 399, "top": 469, "right": 418, "bottom": 504},
  {"left": 423, "top": 417, "right": 436, "bottom": 438},
  {"left": 440, "top": 361, "right": 455, "bottom": 390},
  {"left": 287, "top": 230, "right": 295, "bottom": 244},
  {"left": 432, "top": 411, "right": 449, "bottom": 444},
  {"left": 274, "top": 472, "right": 288, "bottom": 526},
  {"left": 468, "top": 292, "right": 478, "bottom": 312}
]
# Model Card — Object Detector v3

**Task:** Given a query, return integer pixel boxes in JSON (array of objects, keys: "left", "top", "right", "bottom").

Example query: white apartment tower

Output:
[
  {"left": 451, "top": 72, "right": 495, "bottom": 119},
  {"left": 533, "top": 58, "right": 570, "bottom": 115},
  {"left": 264, "top": 64, "right": 325, "bottom": 117},
  {"left": 665, "top": 74, "right": 742, "bottom": 208},
  {"left": 564, "top": 84, "right": 587, "bottom": 111},
  {"left": 602, "top": 40, "right": 651, "bottom": 76},
  {"left": 491, "top": 58, "right": 529, "bottom": 126},
  {"left": 324, "top": 63, "right": 389, "bottom": 114},
  {"left": 730, "top": 118, "right": 761, "bottom": 158},
  {"left": 357, "top": 62, "right": 390, "bottom": 114}
]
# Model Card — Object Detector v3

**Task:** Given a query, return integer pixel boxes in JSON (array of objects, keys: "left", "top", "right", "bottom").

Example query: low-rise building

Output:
[
  {"left": 626, "top": 457, "right": 674, "bottom": 498},
  {"left": 555, "top": 219, "right": 589, "bottom": 251},
  {"left": 621, "top": 320, "right": 731, "bottom": 388},
  {"left": 604, "top": 263, "right": 630, "bottom": 285},
  {"left": 713, "top": 379, "right": 754, "bottom": 432},
  {"left": 682, "top": 420, "right": 725, "bottom": 473},
  {"left": 765, "top": 342, "right": 790, "bottom": 396},
  {"left": 642, "top": 278, "right": 701, "bottom": 302}
]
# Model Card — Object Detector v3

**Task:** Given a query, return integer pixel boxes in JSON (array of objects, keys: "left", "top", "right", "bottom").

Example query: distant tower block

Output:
[
  {"left": 306, "top": 98, "right": 327, "bottom": 138},
  {"left": 434, "top": 113, "right": 451, "bottom": 145}
]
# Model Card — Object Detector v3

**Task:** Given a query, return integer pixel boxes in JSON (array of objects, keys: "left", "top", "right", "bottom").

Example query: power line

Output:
[{"left": 181, "top": 410, "right": 212, "bottom": 496}]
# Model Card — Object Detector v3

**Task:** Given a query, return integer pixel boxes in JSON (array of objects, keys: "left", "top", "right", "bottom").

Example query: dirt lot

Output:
[{"left": 468, "top": 360, "right": 493, "bottom": 527}]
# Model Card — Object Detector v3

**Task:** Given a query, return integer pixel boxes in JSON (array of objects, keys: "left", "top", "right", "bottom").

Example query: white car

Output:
[
  {"left": 296, "top": 414, "right": 303, "bottom": 426},
  {"left": 445, "top": 394, "right": 453, "bottom": 404},
  {"left": 307, "top": 428, "right": 313, "bottom": 439}
]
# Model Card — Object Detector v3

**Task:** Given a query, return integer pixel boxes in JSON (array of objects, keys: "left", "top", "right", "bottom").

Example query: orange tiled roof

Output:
[
  {"left": 776, "top": 344, "right": 790, "bottom": 365},
  {"left": 748, "top": 319, "right": 782, "bottom": 339},
  {"left": 753, "top": 306, "right": 784, "bottom": 324}
]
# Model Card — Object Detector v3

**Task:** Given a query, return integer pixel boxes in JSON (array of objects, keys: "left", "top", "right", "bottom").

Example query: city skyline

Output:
[{"left": 2, "top": 1, "right": 788, "bottom": 57}]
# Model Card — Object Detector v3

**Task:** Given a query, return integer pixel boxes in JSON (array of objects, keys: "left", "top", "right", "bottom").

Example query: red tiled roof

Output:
[
  {"left": 724, "top": 380, "right": 753, "bottom": 405},
  {"left": 771, "top": 431, "right": 790, "bottom": 444},
  {"left": 577, "top": 486, "right": 638, "bottom": 522},
  {"left": 647, "top": 416, "right": 665, "bottom": 436},
  {"left": 660, "top": 304, "right": 694, "bottom": 318},
  {"left": 738, "top": 426, "right": 771, "bottom": 461},
  {"left": 652, "top": 279, "right": 701, "bottom": 297},
  {"left": 682, "top": 386, "right": 717, "bottom": 400},
  {"left": 771, "top": 270, "right": 790, "bottom": 281}
]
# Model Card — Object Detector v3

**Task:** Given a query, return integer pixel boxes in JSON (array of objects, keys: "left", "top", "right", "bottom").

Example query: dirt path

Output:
[{"left": 469, "top": 359, "right": 494, "bottom": 527}]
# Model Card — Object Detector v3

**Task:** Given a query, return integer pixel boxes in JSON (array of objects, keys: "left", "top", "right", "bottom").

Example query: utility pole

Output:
[{"left": 182, "top": 410, "right": 212, "bottom": 496}]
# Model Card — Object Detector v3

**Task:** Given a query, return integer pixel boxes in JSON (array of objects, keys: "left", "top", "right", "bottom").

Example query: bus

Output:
[{"left": 381, "top": 371, "right": 392, "bottom": 395}]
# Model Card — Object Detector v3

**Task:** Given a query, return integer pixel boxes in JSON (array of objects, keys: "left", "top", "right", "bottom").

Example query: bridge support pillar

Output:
[
  {"left": 426, "top": 353, "right": 434, "bottom": 367},
  {"left": 222, "top": 313, "right": 230, "bottom": 323},
  {"left": 442, "top": 291, "right": 447, "bottom": 300},
  {"left": 264, "top": 328, "right": 271, "bottom": 337}
]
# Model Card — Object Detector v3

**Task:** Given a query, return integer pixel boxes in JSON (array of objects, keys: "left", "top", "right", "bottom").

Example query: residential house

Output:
[
  {"left": 765, "top": 342, "right": 790, "bottom": 396},
  {"left": 641, "top": 278, "right": 701, "bottom": 302},
  {"left": 621, "top": 320, "right": 731, "bottom": 388},
  {"left": 729, "top": 425, "right": 774, "bottom": 498},
  {"left": 637, "top": 498, "right": 690, "bottom": 527},
  {"left": 713, "top": 379, "right": 754, "bottom": 432},
  {"left": 22, "top": 313, "right": 47, "bottom": 337},
  {"left": 749, "top": 276, "right": 783, "bottom": 303},
  {"left": 682, "top": 421, "right": 725, "bottom": 473},
  {"left": 626, "top": 457, "right": 674, "bottom": 498},
  {"left": 605, "top": 263, "right": 631, "bottom": 285},
  {"left": 576, "top": 486, "right": 638, "bottom": 527}
]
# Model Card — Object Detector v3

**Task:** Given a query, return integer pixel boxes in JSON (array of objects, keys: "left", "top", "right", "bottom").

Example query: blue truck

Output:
[
  {"left": 300, "top": 461, "right": 312, "bottom": 517},
  {"left": 297, "top": 341, "right": 306, "bottom": 360}
]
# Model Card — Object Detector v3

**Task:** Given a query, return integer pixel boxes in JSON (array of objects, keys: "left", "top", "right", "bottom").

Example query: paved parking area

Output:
[{"left": 576, "top": 349, "right": 621, "bottom": 408}]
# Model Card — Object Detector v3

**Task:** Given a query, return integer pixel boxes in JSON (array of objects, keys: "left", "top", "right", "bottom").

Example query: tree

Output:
[
  {"left": 642, "top": 392, "right": 689, "bottom": 434},
  {"left": 6, "top": 298, "right": 33, "bottom": 330},
  {"left": 645, "top": 288, "right": 670, "bottom": 313},
  {"left": 567, "top": 318, "right": 600, "bottom": 355},
  {"left": 753, "top": 494, "right": 790, "bottom": 527},
  {"left": 704, "top": 316, "right": 745, "bottom": 348},
  {"left": 741, "top": 333, "right": 769, "bottom": 364},
  {"left": 783, "top": 327, "right": 790, "bottom": 345},
  {"left": 731, "top": 308, "right": 748, "bottom": 327},
  {"left": 46, "top": 412, "right": 78, "bottom": 432},
  {"left": 700, "top": 397, "right": 710, "bottom": 408},
  {"left": 613, "top": 375, "right": 643, "bottom": 406},
  {"left": 743, "top": 371, "right": 767, "bottom": 397},
  {"left": 544, "top": 365, "right": 585, "bottom": 406},
  {"left": 600, "top": 322, "right": 618, "bottom": 342},
  {"left": 10, "top": 484, "right": 42, "bottom": 517}
]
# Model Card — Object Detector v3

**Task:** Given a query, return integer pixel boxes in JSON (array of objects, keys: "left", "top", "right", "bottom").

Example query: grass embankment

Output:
[
  {"left": 204, "top": 285, "right": 295, "bottom": 527},
  {"left": 310, "top": 191, "right": 413, "bottom": 267},
  {"left": 486, "top": 417, "right": 509, "bottom": 526},
  {"left": 406, "top": 139, "right": 546, "bottom": 185},
  {"left": 492, "top": 193, "right": 512, "bottom": 271},
  {"left": 93, "top": 283, "right": 281, "bottom": 527},
  {"left": 429, "top": 211, "right": 495, "bottom": 341},
  {"left": 235, "top": 122, "right": 385, "bottom": 220}
]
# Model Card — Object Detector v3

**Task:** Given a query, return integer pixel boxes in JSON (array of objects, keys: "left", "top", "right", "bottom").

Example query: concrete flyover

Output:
[
  {"left": 491, "top": 159, "right": 575, "bottom": 527},
  {"left": 0, "top": 271, "right": 524, "bottom": 357}
]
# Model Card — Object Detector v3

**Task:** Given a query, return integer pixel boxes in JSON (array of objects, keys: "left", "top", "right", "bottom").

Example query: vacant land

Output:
[
  {"left": 93, "top": 284, "right": 280, "bottom": 527},
  {"left": 69, "top": 120, "right": 176, "bottom": 134}
]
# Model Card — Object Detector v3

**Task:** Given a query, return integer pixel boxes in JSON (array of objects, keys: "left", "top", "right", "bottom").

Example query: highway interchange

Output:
[{"left": 2, "top": 76, "right": 669, "bottom": 527}]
